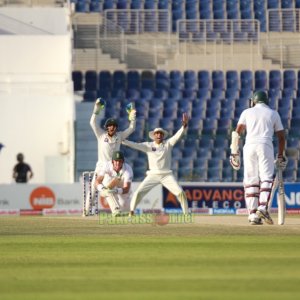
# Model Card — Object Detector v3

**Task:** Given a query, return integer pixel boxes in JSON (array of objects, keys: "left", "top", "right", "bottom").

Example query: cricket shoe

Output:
[
  {"left": 256, "top": 209, "right": 274, "bottom": 225},
  {"left": 248, "top": 213, "right": 263, "bottom": 225}
]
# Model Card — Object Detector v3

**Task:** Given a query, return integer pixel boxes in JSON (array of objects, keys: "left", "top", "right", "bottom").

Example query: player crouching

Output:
[{"left": 95, "top": 151, "right": 133, "bottom": 217}]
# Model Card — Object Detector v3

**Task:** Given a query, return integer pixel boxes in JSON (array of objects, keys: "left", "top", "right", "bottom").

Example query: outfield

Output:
[{"left": 0, "top": 215, "right": 300, "bottom": 300}]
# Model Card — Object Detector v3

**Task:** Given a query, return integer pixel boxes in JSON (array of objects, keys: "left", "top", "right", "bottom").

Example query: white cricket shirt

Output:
[
  {"left": 90, "top": 112, "right": 135, "bottom": 165},
  {"left": 238, "top": 103, "right": 284, "bottom": 146},
  {"left": 122, "top": 126, "right": 186, "bottom": 175}
]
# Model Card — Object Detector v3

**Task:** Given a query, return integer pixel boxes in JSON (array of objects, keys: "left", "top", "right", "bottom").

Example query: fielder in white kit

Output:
[
  {"left": 84, "top": 99, "right": 136, "bottom": 216},
  {"left": 95, "top": 151, "right": 133, "bottom": 216},
  {"left": 122, "top": 113, "right": 190, "bottom": 216},
  {"left": 230, "top": 91, "right": 287, "bottom": 225}
]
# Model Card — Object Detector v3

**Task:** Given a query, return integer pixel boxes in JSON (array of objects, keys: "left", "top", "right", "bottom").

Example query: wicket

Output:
[{"left": 82, "top": 171, "right": 99, "bottom": 216}]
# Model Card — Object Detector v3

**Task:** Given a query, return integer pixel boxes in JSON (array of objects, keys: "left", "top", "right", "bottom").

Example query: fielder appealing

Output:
[
  {"left": 122, "top": 113, "right": 190, "bottom": 216},
  {"left": 230, "top": 91, "right": 287, "bottom": 225},
  {"left": 95, "top": 151, "right": 133, "bottom": 216},
  {"left": 84, "top": 99, "right": 136, "bottom": 216}
]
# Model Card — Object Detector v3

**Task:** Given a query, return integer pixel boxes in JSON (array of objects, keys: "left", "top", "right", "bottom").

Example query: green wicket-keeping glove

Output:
[
  {"left": 126, "top": 103, "right": 136, "bottom": 121},
  {"left": 93, "top": 98, "right": 106, "bottom": 115}
]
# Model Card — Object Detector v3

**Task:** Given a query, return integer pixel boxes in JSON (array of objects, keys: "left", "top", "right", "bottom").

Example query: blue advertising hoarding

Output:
[{"left": 163, "top": 183, "right": 300, "bottom": 211}]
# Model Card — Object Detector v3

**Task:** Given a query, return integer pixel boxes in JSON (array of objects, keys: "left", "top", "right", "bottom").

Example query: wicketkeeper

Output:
[
  {"left": 95, "top": 151, "right": 133, "bottom": 217},
  {"left": 122, "top": 113, "right": 190, "bottom": 216},
  {"left": 84, "top": 99, "right": 136, "bottom": 216},
  {"left": 230, "top": 91, "right": 287, "bottom": 225}
]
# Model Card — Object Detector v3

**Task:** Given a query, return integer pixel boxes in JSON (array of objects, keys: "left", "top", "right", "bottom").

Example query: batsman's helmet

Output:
[
  {"left": 105, "top": 118, "right": 118, "bottom": 128},
  {"left": 112, "top": 151, "right": 124, "bottom": 161},
  {"left": 252, "top": 91, "right": 269, "bottom": 106}
]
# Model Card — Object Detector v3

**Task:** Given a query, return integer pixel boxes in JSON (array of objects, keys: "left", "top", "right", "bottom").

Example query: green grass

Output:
[{"left": 0, "top": 216, "right": 300, "bottom": 300}]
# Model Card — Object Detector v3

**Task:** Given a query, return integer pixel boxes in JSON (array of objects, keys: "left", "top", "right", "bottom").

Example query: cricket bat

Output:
[{"left": 277, "top": 168, "right": 286, "bottom": 225}]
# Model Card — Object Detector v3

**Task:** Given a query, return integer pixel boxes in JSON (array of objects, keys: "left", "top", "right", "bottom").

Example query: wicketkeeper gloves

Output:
[
  {"left": 93, "top": 98, "right": 106, "bottom": 115},
  {"left": 126, "top": 103, "right": 136, "bottom": 121}
]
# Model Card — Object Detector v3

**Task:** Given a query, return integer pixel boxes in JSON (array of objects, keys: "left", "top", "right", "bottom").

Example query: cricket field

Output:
[{"left": 0, "top": 215, "right": 300, "bottom": 300}]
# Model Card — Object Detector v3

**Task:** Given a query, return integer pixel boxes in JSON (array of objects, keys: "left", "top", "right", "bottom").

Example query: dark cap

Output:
[
  {"left": 105, "top": 118, "right": 118, "bottom": 128},
  {"left": 112, "top": 151, "right": 124, "bottom": 161}
]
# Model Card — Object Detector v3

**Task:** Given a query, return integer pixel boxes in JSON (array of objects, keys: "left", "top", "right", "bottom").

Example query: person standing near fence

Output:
[
  {"left": 13, "top": 153, "right": 33, "bottom": 183},
  {"left": 84, "top": 98, "right": 136, "bottom": 216}
]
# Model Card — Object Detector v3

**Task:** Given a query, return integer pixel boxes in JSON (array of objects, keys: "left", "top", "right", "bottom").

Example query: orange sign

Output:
[{"left": 29, "top": 186, "right": 56, "bottom": 210}]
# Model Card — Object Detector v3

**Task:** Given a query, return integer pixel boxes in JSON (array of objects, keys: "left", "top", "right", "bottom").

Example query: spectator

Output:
[{"left": 13, "top": 153, "right": 33, "bottom": 183}]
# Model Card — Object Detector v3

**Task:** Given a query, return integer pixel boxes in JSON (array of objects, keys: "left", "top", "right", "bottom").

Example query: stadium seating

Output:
[{"left": 74, "top": 67, "right": 300, "bottom": 182}]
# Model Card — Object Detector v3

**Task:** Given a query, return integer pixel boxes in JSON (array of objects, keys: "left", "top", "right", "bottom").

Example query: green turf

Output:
[{"left": 0, "top": 217, "right": 300, "bottom": 300}]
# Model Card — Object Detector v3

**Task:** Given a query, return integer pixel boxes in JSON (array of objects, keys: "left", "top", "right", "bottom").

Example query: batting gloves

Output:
[{"left": 275, "top": 154, "right": 288, "bottom": 171}]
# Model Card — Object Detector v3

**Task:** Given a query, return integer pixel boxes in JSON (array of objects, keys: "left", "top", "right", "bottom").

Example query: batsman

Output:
[
  {"left": 230, "top": 91, "right": 287, "bottom": 225},
  {"left": 84, "top": 98, "right": 136, "bottom": 216},
  {"left": 95, "top": 151, "right": 133, "bottom": 217}
]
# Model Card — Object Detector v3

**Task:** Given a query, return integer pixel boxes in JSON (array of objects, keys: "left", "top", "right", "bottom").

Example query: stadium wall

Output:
[
  {"left": 1, "top": 182, "right": 300, "bottom": 216},
  {"left": 0, "top": 7, "right": 74, "bottom": 184}
]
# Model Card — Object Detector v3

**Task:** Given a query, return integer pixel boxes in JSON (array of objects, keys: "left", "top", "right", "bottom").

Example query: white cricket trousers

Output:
[
  {"left": 130, "top": 172, "right": 186, "bottom": 212},
  {"left": 243, "top": 143, "right": 275, "bottom": 212}
]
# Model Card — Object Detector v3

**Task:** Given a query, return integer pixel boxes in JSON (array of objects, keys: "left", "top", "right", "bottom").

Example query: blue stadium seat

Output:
[
  {"left": 85, "top": 70, "right": 97, "bottom": 91},
  {"left": 103, "top": 0, "right": 114, "bottom": 10},
  {"left": 283, "top": 70, "right": 296, "bottom": 90},
  {"left": 126, "top": 88, "right": 140, "bottom": 101},
  {"left": 158, "top": 0, "right": 168, "bottom": 9},
  {"left": 178, "top": 98, "right": 192, "bottom": 114},
  {"left": 216, "top": 118, "right": 232, "bottom": 135},
  {"left": 117, "top": 0, "right": 127, "bottom": 9},
  {"left": 198, "top": 70, "right": 211, "bottom": 89},
  {"left": 241, "top": 70, "right": 253, "bottom": 90},
  {"left": 168, "top": 88, "right": 182, "bottom": 100},
  {"left": 202, "top": 118, "right": 218, "bottom": 135},
  {"left": 191, "top": 106, "right": 206, "bottom": 119},
  {"left": 113, "top": 70, "right": 126, "bottom": 90},
  {"left": 75, "top": 0, "right": 87, "bottom": 12},
  {"left": 90, "top": 0, "right": 102, "bottom": 12},
  {"left": 267, "top": 0, "right": 279, "bottom": 9},
  {"left": 146, "top": 115, "right": 161, "bottom": 129},
  {"left": 226, "top": 70, "right": 239, "bottom": 90},
  {"left": 130, "top": 0, "right": 142, "bottom": 9},
  {"left": 296, "top": 0, "right": 300, "bottom": 8},
  {"left": 193, "top": 167, "right": 208, "bottom": 181},
  {"left": 154, "top": 89, "right": 168, "bottom": 100},
  {"left": 239, "top": 88, "right": 252, "bottom": 100},
  {"left": 269, "top": 70, "right": 282, "bottom": 90},
  {"left": 83, "top": 90, "right": 97, "bottom": 102},
  {"left": 278, "top": 106, "right": 291, "bottom": 119},
  {"left": 141, "top": 70, "right": 155, "bottom": 90},
  {"left": 211, "top": 148, "right": 226, "bottom": 159},
  {"left": 155, "top": 70, "right": 170, "bottom": 90},
  {"left": 220, "top": 107, "right": 234, "bottom": 119},
  {"left": 172, "top": 9, "right": 183, "bottom": 31},
  {"left": 72, "top": 71, "right": 83, "bottom": 91},
  {"left": 144, "top": 0, "right": 156, "bottom": 9},
  {"left": 127, "top": 70, "right": 140, "bottom": 90},
  {"left": 281, "top": 0, "right": 293, "bottom": 8},
  {"left": 255, "top": 70, "right": 268, "bottom": 90},
  {"left": 212, "top": 70, "right": 225, "bottom": 90},
  {"left": 170, "top": 70, "right": 183, "bottom": 89},
  {"left": 164, "top": 98, "right": 178, "bottom": 110},
  {"left": 200, "top": 8, "right": 212, "bottom": 19},
  {"left": 98, "top": 70, "right": 111, "bottom": 92},
  {"left": 225, "top": 88, "right": 239, "bottom": 101},
  {"left": 184, "top": 70, "right": 198, "bottom": 90},
  {"left": 186, "top": 118, "right": 203, "bottom": 136},
  {"left": 206, "top": 106, "right": 220, "bottom": 119},
  {"left": 159, "top": 117, "right": 174, "bottom": 133},
  {"left": 140, "top": 89, "right": 153, "bottom": 100}
]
